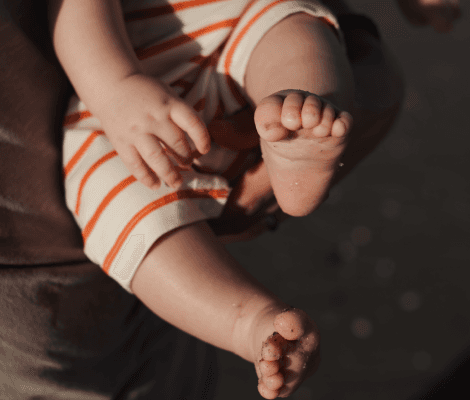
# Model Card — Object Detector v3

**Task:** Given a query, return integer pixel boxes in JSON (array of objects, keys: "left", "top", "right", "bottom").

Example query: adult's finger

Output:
[
  {"left": 207, "top": 105, "right": 259, "bottom": 151},
  {"left": 223, "top": 159, "right": 274, "bottom": 217}
]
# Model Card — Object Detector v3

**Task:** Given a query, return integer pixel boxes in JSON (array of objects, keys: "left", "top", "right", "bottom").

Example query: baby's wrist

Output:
[{"left": 88, "top": 71, "right": 147, "bottom": 120}]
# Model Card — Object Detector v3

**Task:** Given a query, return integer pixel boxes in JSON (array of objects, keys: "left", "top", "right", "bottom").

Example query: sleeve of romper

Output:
[
  {"left": 215, "top": 0, "right": 347, "bottom": 115},
  {"left": 62, "top": 96, "right": 232, "bottom": 294}
]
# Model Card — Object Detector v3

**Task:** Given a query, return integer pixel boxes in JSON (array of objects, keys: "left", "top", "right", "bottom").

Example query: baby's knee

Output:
[{"left": 245, "top": 12, "right": 355, "bottom": 109}]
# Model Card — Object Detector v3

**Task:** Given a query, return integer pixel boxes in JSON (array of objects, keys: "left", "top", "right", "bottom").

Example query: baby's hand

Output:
[
  {"left": 396, "top": 0, "right": 461, "bottom": 33},
  {"left": 97, "top": 74, "right": 211, "bottom": 189}
]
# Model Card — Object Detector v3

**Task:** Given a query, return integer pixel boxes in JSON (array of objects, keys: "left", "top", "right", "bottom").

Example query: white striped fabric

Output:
[{"left": 62, "top": 0, "right": 344, "bottom": 293}]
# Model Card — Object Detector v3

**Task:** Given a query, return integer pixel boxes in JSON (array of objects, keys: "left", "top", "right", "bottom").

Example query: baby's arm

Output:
[
  {"left": 48, "top": 0, "right": 141, "bottom": 116},
  {"left": 48, "top": 0, "right": 211, "bottom": 189}
]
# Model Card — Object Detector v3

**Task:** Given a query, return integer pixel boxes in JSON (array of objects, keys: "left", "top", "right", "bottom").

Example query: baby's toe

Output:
[
  {"left": 280, "top": 93, "right": 304, "bottom": 131},
  {"left": 264, "top": 371, "right": 284, "bottom": 391},
  {"left": 301, "top": 95, "right": 322, "bottom": 129},
  {"left": 259, "top": 359, "right": 280, "bottom": 377},
  {"left": 261, "top": 332, "right": 287, "bottom": 361},
  {"left": 312, "top": 102, "right": 336, "bottom": 138},
  {"left": 274, "top": 308, "right": 307, "bottom": 341},
  {"left": 258, "top": 381, "right": 279, "bottom": 400},
  {"left": 254, "top": 95, "right": 289, "bottom": 142},
  {"left": 332, "top": 111, "right": 353, "bottom": 138}
]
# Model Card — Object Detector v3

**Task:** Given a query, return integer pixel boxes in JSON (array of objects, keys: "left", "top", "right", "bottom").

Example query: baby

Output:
[{"left": 47, "top": 0, "right": 459, "bottom": 398}]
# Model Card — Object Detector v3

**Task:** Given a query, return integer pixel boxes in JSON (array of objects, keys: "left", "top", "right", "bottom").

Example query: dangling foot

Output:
[
  {"left": 250, "top": 307, "right": 321, "bottom": 399},
  {"left": 254, "top": 89, "right": 353, "bottom": 216}
]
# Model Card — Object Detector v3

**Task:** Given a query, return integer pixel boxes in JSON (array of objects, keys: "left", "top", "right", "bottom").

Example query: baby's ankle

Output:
[{"left": 231, "top": 297, "right": 289, "bottom": 363}]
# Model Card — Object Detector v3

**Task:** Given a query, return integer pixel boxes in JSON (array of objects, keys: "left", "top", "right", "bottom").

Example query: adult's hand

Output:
[
  {"left": 205, "top": 105, "right": 290, "bottom": 243},
  {"left": 396, "top": 0, "right": 461, "bottom": 33}
]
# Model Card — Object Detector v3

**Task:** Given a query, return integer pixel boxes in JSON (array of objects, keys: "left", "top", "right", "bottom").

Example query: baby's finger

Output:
[
  {"left": 117, "top": 144, "right": 161, "bottom": 190},
  {"left": 170, "top": 101, "right": 211, "bottom": 155},
  {"left": 157, "top": 121, "right": 193, "bottom": 166},
  {"left": 137, "top": 135, "right": 183, "bottom": 189}
]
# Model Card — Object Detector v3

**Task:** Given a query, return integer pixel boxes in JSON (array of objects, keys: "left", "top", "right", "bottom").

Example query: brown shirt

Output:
[
  {"left": 0, "top": 1, "right": 88, "bottom": 265},
  {"left": 0, "top": 3, "right": 218, "bottom": 398}
]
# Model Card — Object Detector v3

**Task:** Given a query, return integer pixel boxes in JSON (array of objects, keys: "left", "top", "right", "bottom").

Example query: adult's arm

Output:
[{"left": 0, "top": 3, "right": 86, "bottom": 265}]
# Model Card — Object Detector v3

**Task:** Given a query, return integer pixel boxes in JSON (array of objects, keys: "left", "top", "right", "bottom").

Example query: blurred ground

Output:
[{"left": 215, "top": 1, "right": 470, "bottom": 399}]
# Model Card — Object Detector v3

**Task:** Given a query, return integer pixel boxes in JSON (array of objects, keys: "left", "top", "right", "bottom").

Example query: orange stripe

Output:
[
  {"left": 63, "top": 110, "right": 93, "bottom": 127},
  {"left": 224, "top": 0, "right": 293, "bottom": 105},
  {"left": 63, "top": 130, "right": 105, "bottom": 180},
  {"left": 82, "top": 175, "right": 137, "bottom": 244},
  {"left": 102, "top": 188, "right": 229, "bottom": 273},
  {"left": 124, "top": 0, "right": 223, "bottom": 22},
  {"left": 75, "top": 151, "right": 118, "bottom": 216},
  {"left": 318, "top": 16, "right": 341, "bottom": 41},
  {"left": 135, "top": 18, "right": 239, "bottom": 60}
]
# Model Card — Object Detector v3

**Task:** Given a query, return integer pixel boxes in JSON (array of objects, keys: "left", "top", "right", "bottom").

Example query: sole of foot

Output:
[
  {"left": 254, "top": 90, "right": 353, "bottom": 217},
  {"left": 253, "top": 307, "right": 321, "bottom": 399}
]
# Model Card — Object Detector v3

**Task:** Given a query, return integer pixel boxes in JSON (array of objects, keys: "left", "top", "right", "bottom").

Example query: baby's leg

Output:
[
  {"left": 245, "top": 13, "right": 355, "bottom": 217},
  {"left": 131, "top": 221, "right": 320, "bottom": 399}
]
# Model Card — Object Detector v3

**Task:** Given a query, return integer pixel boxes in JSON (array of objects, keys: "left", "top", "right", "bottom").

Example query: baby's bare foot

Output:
[
  {"left": 254, "top": 90, "right": 353, "bottom": 216},
  {"left": 251, "top": 307, "right": 321, "bottom": 399}
]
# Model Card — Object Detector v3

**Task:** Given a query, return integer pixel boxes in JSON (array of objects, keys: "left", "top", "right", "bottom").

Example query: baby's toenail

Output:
[{"left": 264, "top": 122, "right": 284, "bottom": 131}]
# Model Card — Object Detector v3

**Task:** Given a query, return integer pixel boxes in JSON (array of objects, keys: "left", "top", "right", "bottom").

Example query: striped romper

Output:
[{"left": 62, "top": 0, "right": 345, "bottom": 293}]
